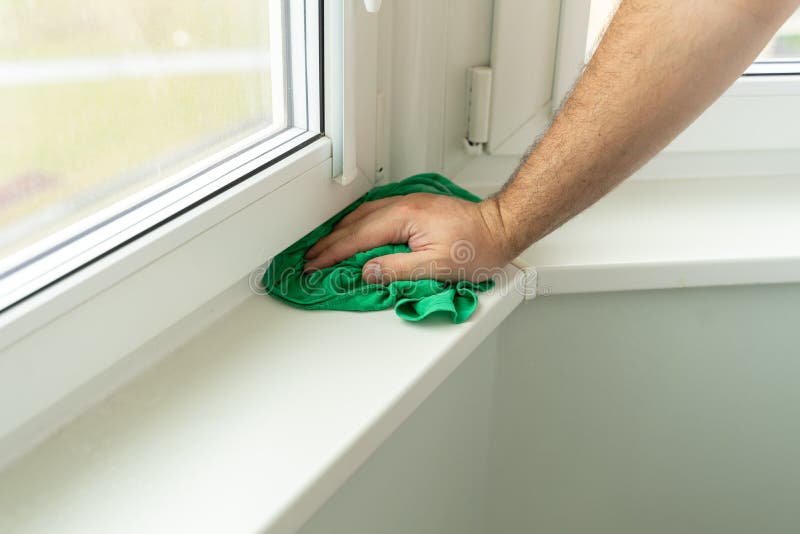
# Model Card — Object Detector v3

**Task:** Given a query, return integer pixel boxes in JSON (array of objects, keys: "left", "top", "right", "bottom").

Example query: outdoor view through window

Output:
[
  {"left": 759, "top": 8, "right": 800, "bottom": 60},
  {"left": 587, "top": 3, "right": 800, "bottom": 63},
  {"left": 0, "top": 0, "right": 278, "bottom": 265}
]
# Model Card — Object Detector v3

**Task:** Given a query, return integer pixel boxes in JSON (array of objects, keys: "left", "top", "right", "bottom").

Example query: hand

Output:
[{"left": 303, "top": 194, "right": 515, "bottom": 283}]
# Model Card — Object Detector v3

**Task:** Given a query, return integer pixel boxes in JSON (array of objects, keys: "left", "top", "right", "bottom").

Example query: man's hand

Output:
[
  {"left": 308, "top": 0, "right": 798, "bottom": 286},
  {"left": 303, "top": 194, "right": 514, "bottom": 284}
]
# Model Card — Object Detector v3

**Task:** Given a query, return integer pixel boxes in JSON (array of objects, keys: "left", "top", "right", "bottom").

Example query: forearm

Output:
[{"left": 491, "top": 0, "right": 798, "bottom": 257}]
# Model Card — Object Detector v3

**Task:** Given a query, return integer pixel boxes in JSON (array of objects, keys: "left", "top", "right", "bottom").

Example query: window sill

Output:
[
  {"left": 457, "top": 156, "right": 800, "bottom": 295},
  {"left": 0, "top": 266, "right": 523, "bottom": 533},
  {"left": 0, "top": 138, "right": 376, "bottom": 470}
]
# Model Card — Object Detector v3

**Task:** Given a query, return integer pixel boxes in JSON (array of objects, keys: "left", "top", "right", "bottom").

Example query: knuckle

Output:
[
  {"left": 348, "top": 204, "right": 368, "bottom": 218},
  {"left": 394, "top": 199, "right": 418, "bottom": 217}
]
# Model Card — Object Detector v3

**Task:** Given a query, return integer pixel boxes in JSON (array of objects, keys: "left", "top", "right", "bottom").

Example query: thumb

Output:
[{"left": 363, "top": 251, "right": 440, "bottom": 284}]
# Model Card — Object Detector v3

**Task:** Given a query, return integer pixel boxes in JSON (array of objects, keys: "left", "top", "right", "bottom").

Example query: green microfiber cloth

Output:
[{"left": 262, "top": 173, "right": 493, "bottom": 323}]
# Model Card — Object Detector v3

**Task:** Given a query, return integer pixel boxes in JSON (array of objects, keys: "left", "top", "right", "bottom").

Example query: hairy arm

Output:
[
  {"left": 491, "top": 0, "right": 799, "bottom": 256},
  {"left": 304, "top": 0, "right": 799, "bottom": 283}
]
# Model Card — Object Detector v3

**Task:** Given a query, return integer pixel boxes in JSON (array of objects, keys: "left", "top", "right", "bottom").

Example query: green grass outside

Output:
[
  {"left": 772, "top": 34, "right": 800, "bottom": 58},
  {"left": 1, "top": 72, "right": 273, "bottom": 254},
  {"left": 0, "top": 0, "right": 269, "bottom": 59},
  {"left": 0, "top": 0, "right": 274, "bottom": 258}
]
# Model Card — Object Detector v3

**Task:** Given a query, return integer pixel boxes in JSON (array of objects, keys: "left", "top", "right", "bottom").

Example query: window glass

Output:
[
  {"left": 0, "top": 0, "right": 280, "bottom": 261},
  {"left": 586, "top": 3, "right": 800, "bottom": 66},
  {"left": 586, "top": 0, "right": 618, "bottom": 60},
  {"left": 757, "top": 8, "right": 800, "bottom": 60}
]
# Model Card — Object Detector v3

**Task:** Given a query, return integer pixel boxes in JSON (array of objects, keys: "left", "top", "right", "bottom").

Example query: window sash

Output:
[
  {"left": 0, "top": 0, "right": 324, "bottom": 313},
  {"left": 548, "top": 0, "right": 800, "bottom": 172}
]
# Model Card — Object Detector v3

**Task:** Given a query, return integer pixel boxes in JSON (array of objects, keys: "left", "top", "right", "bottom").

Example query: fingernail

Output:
[{"left": 363, "top": 262, "right": 382, "bottom": 283}]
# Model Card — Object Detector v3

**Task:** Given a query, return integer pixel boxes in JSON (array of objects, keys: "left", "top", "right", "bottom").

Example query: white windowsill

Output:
[
  {"left": 3, "top": 152, "right": 797, "bottom": 532},
  {"left": 457, "top": 155, "right": 800, "bottom": 295},
  {"left": 0, "top": 265, "right": 523, "bottom": 534}
]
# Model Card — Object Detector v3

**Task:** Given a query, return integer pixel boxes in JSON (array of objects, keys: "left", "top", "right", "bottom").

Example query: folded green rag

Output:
[{"left": 262, "top": 173, "right": 493, "bottom": 323}]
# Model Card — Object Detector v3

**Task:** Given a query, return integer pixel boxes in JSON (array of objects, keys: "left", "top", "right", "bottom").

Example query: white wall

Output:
[{"left": 491, "top": 283, "right": 800, "bottom": 533}]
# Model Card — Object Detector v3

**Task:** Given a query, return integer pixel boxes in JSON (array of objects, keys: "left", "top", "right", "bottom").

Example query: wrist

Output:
[{"left": 478, "top": 197, "right": 520, "bottom": 264}]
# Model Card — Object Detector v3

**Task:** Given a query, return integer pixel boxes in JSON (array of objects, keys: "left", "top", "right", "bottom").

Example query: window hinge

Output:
[
  {"left": 463, "top": 66, "right": 493, "bottom": 156},
  {"left": 363, "top": 0, "right": 382, "bottom": 13}
]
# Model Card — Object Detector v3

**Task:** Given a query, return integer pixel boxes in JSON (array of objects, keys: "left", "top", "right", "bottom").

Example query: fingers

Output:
[
  {"left": 335, "top": 197, "right": 398, "bottom": 230},
  {"left": 304, "top": 197, "right": 399, "bottom": 261},
  {"left": 362, "top": 251, "right": 440, "bottom": 284},
  {"left": 303, "top": 207, "right": 408, "bottom": 272},
  {"left": 304, "top": 226, "right": 349, "bottom": 260}
]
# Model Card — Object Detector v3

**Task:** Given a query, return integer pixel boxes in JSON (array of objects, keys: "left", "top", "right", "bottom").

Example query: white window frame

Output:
[
  {"left": 487, "top": 0, "right": 563, "bottom": 156},
  {"left": 553, "top": 0, "right": 800, "bottom": 180},
  {"left": 0, "top": 0, "right": 375, "bottom": 466}
]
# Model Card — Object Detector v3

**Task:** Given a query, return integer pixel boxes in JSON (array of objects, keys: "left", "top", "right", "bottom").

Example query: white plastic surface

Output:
[
  {"left": 0, "top": 266, "right": 522, "bottom": 534},
  {"left": 0, "top": 141, "right": 367, "bottom": 471},
  {"left": 467, "top": 66, "right": 492, "bottom": 144},
  {"left": 363, "top": 0, "right": 382, "bottom": 13},
  {"left": 456, "top": 156, "right": 800, "bottom": 295},
  {"left": 519, "top": 175, "right": 800, "bottom": 294},
  {"left": 488, "top": 0, "right": 560, "bottom": 154}
]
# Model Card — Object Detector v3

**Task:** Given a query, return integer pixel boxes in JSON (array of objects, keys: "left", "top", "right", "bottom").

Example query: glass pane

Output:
[
  {"left": 586, "top": 3, "right": 800, "bottom": 65},
  {"left": 757, "top": 8, "right": 800, "bottom": 60},
  {"left": 0, "top": 0, "right": 280, "bottom": 261},
  {"left": 586, "top": 0, "right": 619, "bottom": 60}
]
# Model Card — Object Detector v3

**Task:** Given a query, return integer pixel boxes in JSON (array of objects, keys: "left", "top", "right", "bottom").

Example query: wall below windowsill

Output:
[
  {"left": 456, "top": 155, "right": 800, "bottom": 296},
  {"left": 0, "top": 266, "right": 522, "bottom": 534}
]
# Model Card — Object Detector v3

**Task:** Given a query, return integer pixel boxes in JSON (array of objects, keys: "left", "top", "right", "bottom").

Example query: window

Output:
[
  {"left": 585, "top": 0, "right": 618, "bottom": 61},
  {"left": 0, "top": 0, "right": 339, "bottom": 465},
  {"left": 565, "top": 1, "right": 800, "bottom": 179},
  {"left": 587, "top": 4, "right": 800, "bottom": 70},
  {"left": 0, "top": 0, "right": 322, "bottom": 312},
  {"left": 748, "top": 9, "right": 800, "bottom": 75}
]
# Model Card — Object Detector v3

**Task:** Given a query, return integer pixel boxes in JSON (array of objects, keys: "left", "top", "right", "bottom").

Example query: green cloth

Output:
[{"left": 262, "top": 173, "right": 493, "bottom": 323}]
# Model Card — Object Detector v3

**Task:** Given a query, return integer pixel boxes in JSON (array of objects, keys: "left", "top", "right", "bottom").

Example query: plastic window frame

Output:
[
  {"left": 0, "top": 0, "right": 323, "bottom": 314},
  {"left": 552, "top": 0, "right": 800, "bottom": 180},
  {"left": 0, "top": 0, "right": 364, "bottom": 468}
]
